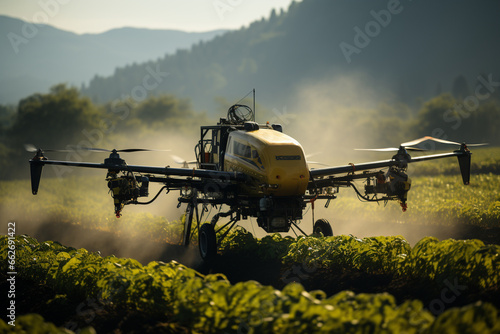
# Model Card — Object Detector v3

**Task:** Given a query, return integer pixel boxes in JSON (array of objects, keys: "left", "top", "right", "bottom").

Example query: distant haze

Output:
[
  {"left": 0, "top": 15, "right": 226, "bottom": 104},
  {"left": 1, "top": 0, "right": 499, "bottom": 112},
  {"left": 80, "top": 0, "right": 500, "bottom": 114},
  {"left": 0, "top": 0, "right": 296, "bottom": 33}
]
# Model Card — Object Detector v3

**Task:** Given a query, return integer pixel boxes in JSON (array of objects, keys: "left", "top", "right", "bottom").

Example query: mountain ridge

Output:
[
  {"left": 80, "top": 0, "right": 500, "bottom": 113},
  {"left": 0, "top": 15, "right": 227, "bottom": 104}
]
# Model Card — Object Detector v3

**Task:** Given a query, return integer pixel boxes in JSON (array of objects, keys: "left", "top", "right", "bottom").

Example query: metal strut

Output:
[
  {"left": 216, "top": 216, "right": 239, "bottom": 246},
  {"left": 291, "top": 221, "right": 308, "bottom": 236},
  {"left": 182, "top": 189, "right": 197, "bottom": 246},
  {"left": 210, "top": 209, "right": 240, "bottom": 245}
]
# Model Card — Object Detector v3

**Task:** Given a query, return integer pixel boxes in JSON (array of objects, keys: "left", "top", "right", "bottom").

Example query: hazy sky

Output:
[{"left": 0, "top": 0, "right": 297, "bottom": 33}]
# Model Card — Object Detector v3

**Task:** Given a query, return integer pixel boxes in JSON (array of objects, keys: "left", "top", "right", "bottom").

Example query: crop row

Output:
[
  {"left": 1, "top": 234, "right": 500, "bottom": 333},
  {"left": 286, "top": 234, "right": 499, "bottom": 290},
  {"left": 0, "top": 314, "right": 94, "bottom": 334},
  {"left": 219, "top": 228, "right": 500, "bottom": 292}
]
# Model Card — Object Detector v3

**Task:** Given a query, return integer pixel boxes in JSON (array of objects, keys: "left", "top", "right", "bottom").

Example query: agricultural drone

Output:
[{"left": 28, "top": 103, "right": 483, "bottom": 261}]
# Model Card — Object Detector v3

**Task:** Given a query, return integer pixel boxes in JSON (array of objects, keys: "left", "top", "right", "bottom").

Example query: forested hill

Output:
[
  {"left": 0, "top": 15, "right": 226, "bottom": 104},
  {"left": 82, "top": 0, "right": 500, "bottom": 113}
]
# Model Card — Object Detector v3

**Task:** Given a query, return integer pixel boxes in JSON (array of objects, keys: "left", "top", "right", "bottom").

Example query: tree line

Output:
[
  {"left": 0, "top": 83, "right": 499, "bottom": 180},
  {"left": 0, "top": 84, "right": 205, "bottom": 180}
]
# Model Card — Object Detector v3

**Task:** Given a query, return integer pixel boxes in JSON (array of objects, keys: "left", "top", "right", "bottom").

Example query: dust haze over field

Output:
[
  {"left": 264, "top": 74, "right": 469, "bottom": 244},
  {"left": 281, "top": 74, "right": 396, "bottom": 163},
  {"left": 2, "top": 78, "right": 492, "bottom": 262},
  {"left": 2, "top": 130, "right": 206, "bottom": 265},
  {"left": 4, "top": 89, "right": 454, "bottom": 259}
]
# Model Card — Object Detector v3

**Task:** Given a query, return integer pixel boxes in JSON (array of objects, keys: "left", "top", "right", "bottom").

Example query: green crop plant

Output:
[
  {"left": 4, "top": 234, "right": 499, "bottom": 333},
  {"left": 403, "top": 237, "right": 500, "bottom": 290},
  {"left": 282, "top": 235, "right": 410, "bottom": 275}
]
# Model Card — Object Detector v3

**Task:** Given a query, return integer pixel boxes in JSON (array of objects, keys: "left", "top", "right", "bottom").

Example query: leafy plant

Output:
[{"left": 3, "top": 234, "right": 499, "bottom": 333}]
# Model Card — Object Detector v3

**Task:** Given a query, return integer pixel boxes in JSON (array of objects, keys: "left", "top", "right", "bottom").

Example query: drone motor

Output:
[
  {"left": 107, "top": 171, "right": 149, "bottom": 217},
  {"left": 364, "top": 167, "right": 412, "bottom": 211}
]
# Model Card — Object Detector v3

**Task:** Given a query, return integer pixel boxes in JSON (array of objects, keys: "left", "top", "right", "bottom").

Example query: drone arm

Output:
[
  {"left": 309, "top": 146, "right": 471, "bottom": 184},
  {"left": 309, "top": 159, "right": 399, "bottom": 178},
  {"left": 29, "top": 158, "right": 246, "bottom": 195},
  {"left": 32, "top": 159, "right": 244, "bottom": 178},
  {"left": 408, "top": 149, "right": 471, "bottom": 185},
  {"left": 408, "top": 151, "right": 463, "bottom": 163}
]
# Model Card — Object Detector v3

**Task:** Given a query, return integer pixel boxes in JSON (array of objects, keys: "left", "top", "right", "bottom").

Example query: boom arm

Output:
[
  {"left": 307, "top": 144, "right": 472, "bottom": 211},
  {"left": 29, "top": 149, "right": 246, "bottom": 195},
  {"left": 309, "top": 144, "right": 471, "bottom": 185}
]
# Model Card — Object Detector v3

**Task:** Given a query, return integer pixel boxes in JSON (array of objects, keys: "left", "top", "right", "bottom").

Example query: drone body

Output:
[
  {"left": 224, "top": 126, "right": 309, "bottom": 197},
  {"left": 29, "top": 104, "right": 478, "bottom": 261}
]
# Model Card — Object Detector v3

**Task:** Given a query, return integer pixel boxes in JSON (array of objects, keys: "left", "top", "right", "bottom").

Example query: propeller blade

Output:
[
  {"left": 305, "top": 152, "right": 322, "bottom": 160},
  {"left": 405, "top": 147, "right": 427, "bottom": 151},
  {"left": 78, "top": 147, "right": 170, "bottom": 153},
  {"left": 305, "top": 152, "right": 329, "bottom": 166},
  {"left": 171, "top": 155, "right": 197, "bottom": 164},
  {"left": 355, "top": 147, "right": 426, "bottom": 152},
  {"left": 24, "top": 144, "right": 78, "bottom": 153},
  {"left": 355, "top": 148, "right": 400, "bottom": 152},
  {"left": 116, "top": 148, "right": 170, "bottom": 153},
  {"left": 465, "top": 143, "right": 489, "bottom": 147},
  {"left": 401, "top": 136, "right": 461, "bottom": 147},
  {"left": 401, "top": 136, "right": 489, "bottom": 148},
  {"left": 171, "top": 155, "right": 185, "bottom": 164},
  {"left": 24, "top": 144, "right": 38, "bottom": 153},
  {"left": 25, "top": 144, "right": 170, "bottom": 153},
  {"left": 306, "top": 161, "right": 330, "bottom": 166},
  {"left": 78, "top": 147, "right": 110, "bottom": 152},
  {"left": 171, "top": 155, "right": 197, "bottom": 169},
  {"left": 354, "top": 136, "right": 487, "bottom": 154}
]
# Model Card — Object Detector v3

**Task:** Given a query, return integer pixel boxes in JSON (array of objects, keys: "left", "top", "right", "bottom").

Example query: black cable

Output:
[
  {"left": 350, "top": 182, "right": 383, "bottom": 203},
  {"left": 134, "top": 186, "right": 168, "bottom": 205}
]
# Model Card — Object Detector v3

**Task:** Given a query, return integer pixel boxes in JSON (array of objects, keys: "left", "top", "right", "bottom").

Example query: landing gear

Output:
[
  {"left": 181, "top": 200, "right": 218, "bottom": 261},
  {"left": 199, "top": 223, "right": 217, "bottom": 261},
  {"left": 313, "top": 218, "right": 333, "bottom": 237},
  {"left": 180, "top": 189, "right": 240, "bottom": 261},
  {"left": 182, "top": 201, "right": 196, "bottom": 246}
]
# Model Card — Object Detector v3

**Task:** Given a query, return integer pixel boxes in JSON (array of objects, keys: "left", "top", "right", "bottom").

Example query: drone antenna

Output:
[
  {"left": 234, "top": 89, "right": 252, "bottom": 105},
  {"left": 253, "top": 88, "right": 256, "bottom": 122}
]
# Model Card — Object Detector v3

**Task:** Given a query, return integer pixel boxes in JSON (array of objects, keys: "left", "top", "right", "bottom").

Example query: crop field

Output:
[
  {"left": 1, "top": 234, "right": 500, "bottom": 333},
  {"left": 1, "top": 147, "right": 499, "bottom": 332}
]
